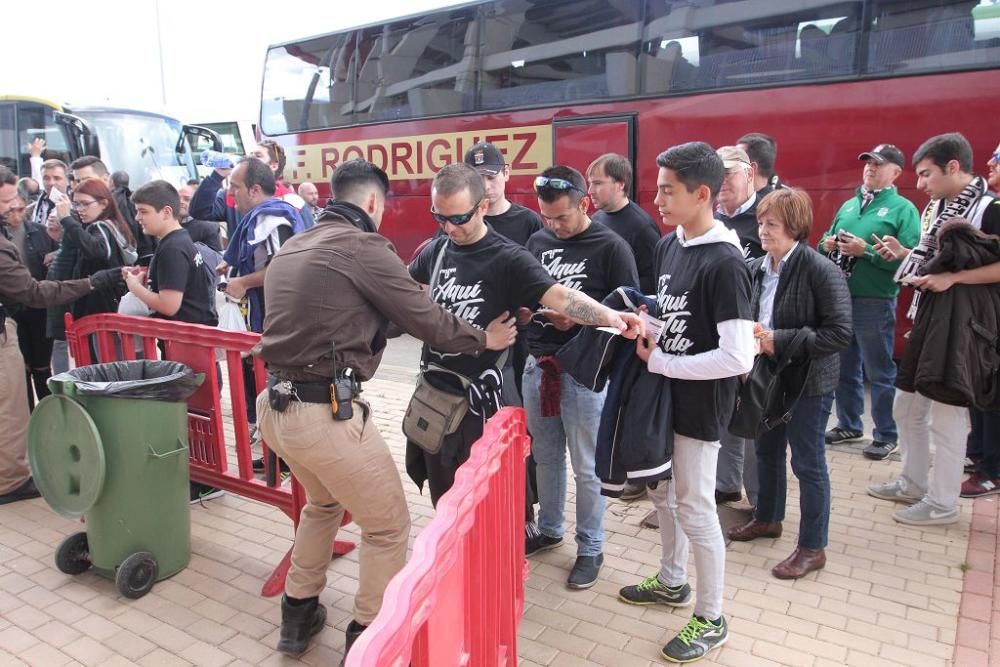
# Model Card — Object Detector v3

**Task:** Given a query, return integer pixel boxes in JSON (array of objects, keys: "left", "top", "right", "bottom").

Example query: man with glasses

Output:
[
  {"left": 522, "top": 165, "right": 638, "bottom": 589},
  {"left": 406, "top": 163, "right": 643, "bottom": 506},
  {"left": 0, "top": 165, "right": 122, "bottom": 505},
  {"left": 4, "top": 194, "right": 57, "bottom": 408},
  {"left": 713, "top": 146, "right": 762, "bottom": 509},
  {"left": 818, "top": 144, "right": 920, "bottom": 461}
]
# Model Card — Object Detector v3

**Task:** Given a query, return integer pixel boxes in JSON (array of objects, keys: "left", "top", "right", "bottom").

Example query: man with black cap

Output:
[
  {"left": 463, "top": 141, "right": 543, "bottom": 247},
  {"left": 818, "top": 144, "right": 920, "bottom": 460}
]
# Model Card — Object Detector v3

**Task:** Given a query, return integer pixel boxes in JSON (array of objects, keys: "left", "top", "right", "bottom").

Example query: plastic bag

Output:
[
  {"left": 118, "top": 292, "right": 153, "bottom": 317},
  {"left": 50, "top": 360, "right": 204, "bottom": 402},
  {"left": 218, "top": 297, "right": 247, "bottom": 332}
]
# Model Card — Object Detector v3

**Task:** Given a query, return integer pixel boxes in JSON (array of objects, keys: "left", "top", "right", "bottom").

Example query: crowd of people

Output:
[{"left": 0, "top": 128, "right": 998, "bottom": 665}]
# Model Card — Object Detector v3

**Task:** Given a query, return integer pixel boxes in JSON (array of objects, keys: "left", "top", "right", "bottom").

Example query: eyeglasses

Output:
[
  {"left": 991, "top": 151, "right": 1000, "bottom": 165},
  {"left": 71, "top": 199, "right": 99, "bottom": 210},
  {"left": 431, "top": 197, "right": 483, "bottom": 226},
  {"left": 534, "top": 176, "right": 585, "bottom": 194}
]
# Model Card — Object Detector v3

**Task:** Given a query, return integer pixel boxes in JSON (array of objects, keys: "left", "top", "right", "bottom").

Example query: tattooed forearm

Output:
[{"left": 563, "top": 290, "right": 606, "bottom": 325}]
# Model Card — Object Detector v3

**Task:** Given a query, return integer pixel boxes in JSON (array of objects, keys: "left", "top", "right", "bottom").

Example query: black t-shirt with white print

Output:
[
  {"left": 592, "top": 201, "right": 661, "bottom": 294},
  {"left": 653, "top": 233, "right": 752, "bottom": 442},
  {"left": 409, "top": 229, "right": 556, "bottom": 380},
  {"left": 487, "top": 202, "right": 543, "bottom": 247},
  {"left": 526, "top": 222, "right": 639, "bottom": 356},
  {"left": 148, "top": 228, "right": 217, "bottom": 326}
]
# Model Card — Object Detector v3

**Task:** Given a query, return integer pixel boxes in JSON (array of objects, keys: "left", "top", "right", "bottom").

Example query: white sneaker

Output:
[
  {"left": 893, "top": 500, "right": 959, "bottom": 526},
  {"left": 867, "top": 478, "right": 922, "bottom": 504}
]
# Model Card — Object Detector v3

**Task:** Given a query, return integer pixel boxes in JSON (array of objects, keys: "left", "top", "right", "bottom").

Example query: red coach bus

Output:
[{"left": 260, "top": 0, "right": 999, "bottom": 263}]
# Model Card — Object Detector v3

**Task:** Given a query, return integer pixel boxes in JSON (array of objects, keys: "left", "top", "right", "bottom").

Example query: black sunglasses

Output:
[
  {"left": 534, "top": 176, "right": 585, "bottom": 194},
  {"left": 431, "top": 197, "right": 483, "bottom": 226}
]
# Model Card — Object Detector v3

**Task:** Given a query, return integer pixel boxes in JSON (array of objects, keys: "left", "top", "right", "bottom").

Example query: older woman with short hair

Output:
[{"left": 727, "top": 189, "right": 852, "bottom": 579}]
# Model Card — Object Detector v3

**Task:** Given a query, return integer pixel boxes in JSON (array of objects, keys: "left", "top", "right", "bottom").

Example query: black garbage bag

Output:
[{"left": 50, "top": 360, "right": 205, "bottom": 402}]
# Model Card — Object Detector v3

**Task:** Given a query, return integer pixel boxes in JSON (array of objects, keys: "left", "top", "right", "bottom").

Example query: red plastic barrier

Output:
[
  {"left": 347, "top": 407, "right": 531, "bottom": 667},
  {"left": 65, "top": 313, "right": 355, "bottom": 596}
]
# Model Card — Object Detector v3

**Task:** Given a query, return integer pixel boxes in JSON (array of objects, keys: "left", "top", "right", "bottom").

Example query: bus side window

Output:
[{"left": 0, "top": 104, "right": 16, "bottom": 174}]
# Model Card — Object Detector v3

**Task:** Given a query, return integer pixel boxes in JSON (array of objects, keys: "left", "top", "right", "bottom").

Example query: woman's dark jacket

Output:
[
  {"left": 897, "top": 221, "right": 1000, "bottom": 410},
  {"left": 748, "top": 244, "right": 853, "bottom": 397}
]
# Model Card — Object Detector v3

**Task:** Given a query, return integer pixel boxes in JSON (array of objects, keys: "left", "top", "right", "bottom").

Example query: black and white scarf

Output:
[{"left": 896, "top": 176, "right": 989, "bottom": 319}]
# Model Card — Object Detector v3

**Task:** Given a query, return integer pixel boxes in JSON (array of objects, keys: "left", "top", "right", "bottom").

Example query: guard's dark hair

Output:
[
  {"left": 656, "top": 142, "right": 725, "bottom": 197},
  {"left": 70, "top": 155, "right": 109, "bottom": 177},
  {"left": 912, "top": 132, "right": 974, "bottom": 173},
  {"left": 330, "top": 159, "right": 390, "bottom": 203},
  {"left": 737, "top": 132, "right": 777, "bottom": 178},
  {"left": 111, "top": 170, "right": 130, "bottom": 189},
  {"left": 537, "top": 165, "right": 587, "bottom": 205},
  {"left": 432, "top": 163, "right": 486, "bottom": 203},
  {"left": 587, "top": 153, "right": 632, "bottom": 194},
  {"left": 132, "top": 180, "right": 181, "bottom": 220},
  {"left": 238, "top": 157, "right": 277, "bottom": 196}
]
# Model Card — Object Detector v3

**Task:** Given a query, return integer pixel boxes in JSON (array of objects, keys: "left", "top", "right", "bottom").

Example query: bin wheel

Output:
[
  {"left": 55, "top": 532, "right": 91, "bottom": 575},
  {"left": 116, "top": 552, "right": 159, "bottom": 599}
]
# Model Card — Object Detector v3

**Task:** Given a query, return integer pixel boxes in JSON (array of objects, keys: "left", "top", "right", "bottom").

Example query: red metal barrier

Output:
[
  {"left": 65, "top": 313, "right": 355, "bottom": 596},
  {"left": 347, "top": 407, "right": 531, "bottom": 667}
]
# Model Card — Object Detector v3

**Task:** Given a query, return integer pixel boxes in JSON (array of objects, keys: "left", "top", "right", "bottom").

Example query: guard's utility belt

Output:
[{"left": 266, "top": 371, "right": 361, "bottom": 421}]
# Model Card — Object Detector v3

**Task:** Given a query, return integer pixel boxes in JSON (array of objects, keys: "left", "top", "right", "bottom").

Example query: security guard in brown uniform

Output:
[
  {"left": 0, "top": 166, "right": 122, "bottom": 505},
  {"left": 253, "top": 160, "right": 517, "bottom": 662}
]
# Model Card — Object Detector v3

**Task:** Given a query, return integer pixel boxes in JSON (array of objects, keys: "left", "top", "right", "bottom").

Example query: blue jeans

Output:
[
  {"left": 755, "top": 393, "right": 832, "bottom": 550},
  {"left": 523, "top": 355, "right": 606, "bottom": 556},
  {"left": 832, "top": 297, "right": 898, "bottom": 442}
]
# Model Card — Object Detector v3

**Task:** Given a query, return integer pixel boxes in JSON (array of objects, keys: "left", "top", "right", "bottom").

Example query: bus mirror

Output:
[{"left": 181, "top": 125, "right": 223, "bottom": 153}]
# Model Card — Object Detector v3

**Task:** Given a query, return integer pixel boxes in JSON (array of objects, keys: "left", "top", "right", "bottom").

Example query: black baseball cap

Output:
[
  {"left": 858, "top": 144, "right": 905, "bottom": 169},
  {"left": 463, "top": 142, "right": 505, "bottom": 175}
]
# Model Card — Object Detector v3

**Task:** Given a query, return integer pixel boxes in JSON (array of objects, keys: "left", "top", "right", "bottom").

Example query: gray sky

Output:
[{"left": 6, "top": 0, "right": 467, "bottom": 122}]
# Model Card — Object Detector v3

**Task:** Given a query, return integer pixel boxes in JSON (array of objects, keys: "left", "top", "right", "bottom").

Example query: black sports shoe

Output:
[
  {"left": 618, "top": 574, "right": 692, "bottom": 607},
  {"left": 661, "top": 615, "right": 728, "bottom": 663},
  {"left": 863, "top": 440, "right": 899, "bottom": 461},
  {"left": 252, "top": 456, "right": 290, "bottom": 474},
  {"left": 525, "top": 533, "right": 562, "bottom": 557},
  {"left": 567, "top": 554, "right": 603, "bottom": 589},
  {"left": 189, "top": 482, "right": 225, "bottom": 504},
  {"left": 825, "top": 427, "right": 863, "bottom": 445}
]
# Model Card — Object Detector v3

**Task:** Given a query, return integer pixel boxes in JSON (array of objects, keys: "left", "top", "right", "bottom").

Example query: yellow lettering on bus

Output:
[{"left": 286, "top": 125, "right": 553, "bottom": 184}]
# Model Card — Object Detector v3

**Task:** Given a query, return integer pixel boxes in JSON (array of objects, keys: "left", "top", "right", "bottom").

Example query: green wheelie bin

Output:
[{"left": 28, "top": 360, "right": 204, "bottom": 599}]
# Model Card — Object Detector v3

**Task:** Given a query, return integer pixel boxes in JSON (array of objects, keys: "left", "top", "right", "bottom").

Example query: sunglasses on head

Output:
[
  {"left": 431, "top": 197, "right": 483, "bottom": 226},
  {"left": 533, "top": 176, "right": 584, "bottom": 194}
]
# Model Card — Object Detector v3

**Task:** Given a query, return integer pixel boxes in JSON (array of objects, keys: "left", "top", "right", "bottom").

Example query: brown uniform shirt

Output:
[
  {"left": 254, "top": 213, "right": 486, "bottom": 382},
  {"left": 0, "top": 234, "right": 92, "bottom": 309}
]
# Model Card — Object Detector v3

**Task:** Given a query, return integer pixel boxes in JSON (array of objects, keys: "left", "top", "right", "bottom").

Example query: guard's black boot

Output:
[
  {"left": 339, "top": 619, "right": 368, "bottom": 666},
  {"left": 277, "top": 594, "right": 326, "bottom": 655}
]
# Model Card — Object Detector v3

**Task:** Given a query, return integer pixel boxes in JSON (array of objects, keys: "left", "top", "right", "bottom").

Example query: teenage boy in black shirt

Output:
[
  {"left": 407, "top": 163, "right": 643, "bottom": 506},
  {"left": 125, "top": 181, "right": 216, "bottom": 327},
  {"left": 126, "top": 180, "right": 221, "bottom": 504},
  {"left": 522, "top": 165, "right": 638, "bottom": 589},
  {"left": 619, "top": 142, "right": 754, "bottom": 664}
]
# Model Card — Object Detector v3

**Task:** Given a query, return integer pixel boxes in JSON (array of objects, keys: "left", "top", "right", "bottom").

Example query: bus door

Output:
[{"left": 552, "top": 113, "right": 637, "bottom": 200}]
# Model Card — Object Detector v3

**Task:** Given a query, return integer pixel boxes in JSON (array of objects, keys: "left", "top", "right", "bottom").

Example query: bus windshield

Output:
[{"left": 75, "top": 110, "right": 198, "bottom": 188}]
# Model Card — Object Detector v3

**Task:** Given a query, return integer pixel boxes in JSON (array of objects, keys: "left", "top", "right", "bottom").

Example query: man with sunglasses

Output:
[
  {"left": 407, "top": 163, "right": 643, "bottom": 506},
  {"left": 522, "top": 165, "right": 639, "bottom": 589}
]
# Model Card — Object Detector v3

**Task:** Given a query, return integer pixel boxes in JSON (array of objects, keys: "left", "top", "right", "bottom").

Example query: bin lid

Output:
[{"left": 28, "top": 395, "right": 106, "bottom": 518}]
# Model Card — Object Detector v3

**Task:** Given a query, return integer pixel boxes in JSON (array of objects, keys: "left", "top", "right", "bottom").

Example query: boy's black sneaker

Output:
[
  {"left": 661, "top": 615, "right": 728, "bottom": 663},
  {"left": 618, "top": 574, "right": 692, "bottom": 607}
]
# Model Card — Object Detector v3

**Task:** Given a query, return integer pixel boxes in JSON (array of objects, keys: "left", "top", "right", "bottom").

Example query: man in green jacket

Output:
[{"left": 818, "top": 144, "right": 921, "bottom": 460}]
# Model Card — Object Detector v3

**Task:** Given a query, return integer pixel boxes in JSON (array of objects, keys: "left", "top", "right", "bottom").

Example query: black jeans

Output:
[{"left": 969, "top": 409, "right": 1000, "bottom": 479}]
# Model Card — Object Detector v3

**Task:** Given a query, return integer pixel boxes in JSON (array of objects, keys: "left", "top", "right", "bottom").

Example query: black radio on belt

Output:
[{"left": 331, "top": 368, "right": 355, "bottom": 421}]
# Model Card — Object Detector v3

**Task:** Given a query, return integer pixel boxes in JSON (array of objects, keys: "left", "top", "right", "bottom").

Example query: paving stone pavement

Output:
[{"left": 0, "top": 336, "right": 978, "bottom": 666}]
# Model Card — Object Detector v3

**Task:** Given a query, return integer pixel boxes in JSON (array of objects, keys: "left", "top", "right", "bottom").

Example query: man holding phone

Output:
[{"left": 818, "top": 144, "right": 920, "bottom": 460}]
